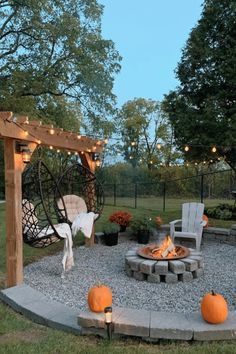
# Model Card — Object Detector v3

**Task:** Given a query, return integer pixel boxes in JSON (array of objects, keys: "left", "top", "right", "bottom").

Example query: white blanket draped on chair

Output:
[
  {"left": 72, "top": 212, "right": 99, "bottom": 238},
  {"left": 22, "top": 199, "right": 74, "bottom": 272}
]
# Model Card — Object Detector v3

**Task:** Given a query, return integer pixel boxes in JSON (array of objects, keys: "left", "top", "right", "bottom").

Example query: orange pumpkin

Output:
[
  {"left": 201, "top": 290, "right": 228, "bottom": 324},
  {"left": 87, "top": 285, "right": 112, "bottom": 313},
  {"left": 202, "top": 214, "right": 209, "bottom": 228}
]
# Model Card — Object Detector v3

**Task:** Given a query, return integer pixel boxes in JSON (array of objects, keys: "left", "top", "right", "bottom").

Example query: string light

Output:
[
  {"left": 37, "top": 140, "right": 41, "bottom": 144},
  {"left": 212, "top": 146, "right": 217, "bottom": 153},
  {"left": 184, "top": 145, "right": 189, "bottom": 152},
  {"left": 67, "top": 151, "right": 71, "bottom": 155},
  {"left": 77, "top": 135, "right": 81, "bottom": 139},
  {"left": 104, "top": 138, "right": 109, "bottom": 144},
  {"left": 24, "top": 130, "right": 29, "bottom": 137},
  {"left": 49, "top": 125, "right": 55, "bottom": 135},
  {"left": 49, "top": 145, "right": 53, "bottom": 150},
  {"left": 74, "top": 151, "right": 78, "bottom": 155},
  {"left": 156, "top": 143, "right": 161, "bottom": 149},
  {"left": 57, "top": 149, "right": 60, "bottom": 153},
  {"left": 131, "top": 141, "right": 136, "bottom": 146}
]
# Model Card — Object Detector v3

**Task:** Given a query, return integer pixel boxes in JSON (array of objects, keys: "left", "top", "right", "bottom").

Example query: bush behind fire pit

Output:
[{"left": 205, "top": 203, "right": 236, "bottom": 220}]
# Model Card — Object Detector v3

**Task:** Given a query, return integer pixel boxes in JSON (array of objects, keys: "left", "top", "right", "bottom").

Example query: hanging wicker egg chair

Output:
[{"left": 22, "top": 159, "right": 69, "bottom": 248}]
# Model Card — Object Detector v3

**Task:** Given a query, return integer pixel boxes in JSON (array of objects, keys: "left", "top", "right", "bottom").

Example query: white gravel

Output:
[{"left": 24, "top": 237, "right": 236, "bottom": 313}]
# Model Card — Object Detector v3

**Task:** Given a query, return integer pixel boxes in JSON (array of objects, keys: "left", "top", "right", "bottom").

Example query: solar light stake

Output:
[{"left": 104, "top": 306, "right": 112, "bottom": 340}]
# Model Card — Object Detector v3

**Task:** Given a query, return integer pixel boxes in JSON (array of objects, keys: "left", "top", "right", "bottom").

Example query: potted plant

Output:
[
  {"left": 108, "top": 211, "right": 132, "bottom": 232},
  {"left": 130, "top": 217, "right": 155, "bottom": 244},
  {"left": 103, "top": 222, "right": 120, "bottom": 246},
  {"left": 152, "top": 215, "right": 163, "bottom": 237}
]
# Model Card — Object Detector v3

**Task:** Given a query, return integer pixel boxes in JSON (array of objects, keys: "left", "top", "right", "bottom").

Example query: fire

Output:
[{"left": 151, "top": 235, "right": 177, "bottom": 258}]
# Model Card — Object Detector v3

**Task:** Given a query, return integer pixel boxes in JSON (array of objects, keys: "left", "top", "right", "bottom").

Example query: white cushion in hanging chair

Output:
[{"left": 57, "top": 194, "right": 87, "bottom": 223}]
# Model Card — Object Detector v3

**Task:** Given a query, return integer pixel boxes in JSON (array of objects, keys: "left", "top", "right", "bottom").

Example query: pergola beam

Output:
[{"left": 0, "top": 112, "right": 104, "bottom": 153}]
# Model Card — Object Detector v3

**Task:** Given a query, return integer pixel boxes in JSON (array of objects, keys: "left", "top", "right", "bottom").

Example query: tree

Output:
[
  {"left": 117, "top": 98, "right": 181, "bottom": 169},
  {"left": 162, "top": 0, "right": 236, "bottom": 172},
  {"left": 0, "top": 0, "right": 121, "bottom": 133}
]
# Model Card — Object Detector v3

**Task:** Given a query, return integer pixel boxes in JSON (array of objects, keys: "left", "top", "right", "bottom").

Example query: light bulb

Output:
[{"left": 212, "top": 146, "right": 217, "bottom": 153}]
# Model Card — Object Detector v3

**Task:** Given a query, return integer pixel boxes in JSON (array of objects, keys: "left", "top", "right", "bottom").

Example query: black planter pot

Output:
[
  {"left": 104, "top": 232, "right": 119, "bottom": 246},
  {"left": 137, "top": 230, "right": 150, "bottom": 244},
  {"left": 119, "top": 225, "right": 127, "bottom": 232}
]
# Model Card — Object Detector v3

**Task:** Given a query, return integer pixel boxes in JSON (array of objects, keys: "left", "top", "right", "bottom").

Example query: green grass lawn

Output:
[
  {"left": 105, "top": 196, "right": 234, "bottom": 212},
  {"left": 0, "top": 202, "right": 236, "bottom": 353}
]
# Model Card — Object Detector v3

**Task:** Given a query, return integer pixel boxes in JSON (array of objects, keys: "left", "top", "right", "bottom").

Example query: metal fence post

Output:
[
  {"left": 134, "top": 183, "right": 137, "bottom": 209},
  {"left": 200, "top": 174, "right": 204, "bottom": 203},
  {"left": 163, "top": 182, "right": 166, "bottom": 212},
  {"left": 114, "top": 183, "right": 116, "bottom": 206}
]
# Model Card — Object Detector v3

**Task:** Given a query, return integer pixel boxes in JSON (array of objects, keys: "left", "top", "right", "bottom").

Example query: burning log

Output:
[
  {"left": 151, "top": 235, "right": 177, "bottom": 258},
  {"left": 161, "top": 242, "right": 175, "bottom": 258}
]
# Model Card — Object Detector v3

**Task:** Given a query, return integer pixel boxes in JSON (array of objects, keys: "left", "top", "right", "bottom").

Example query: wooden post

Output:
[
  {"left": 4, "top": 138, "right": 25, "bottom": 287},
  {"left": 80, "top": 152, "right": 96, "bottom": 247}
]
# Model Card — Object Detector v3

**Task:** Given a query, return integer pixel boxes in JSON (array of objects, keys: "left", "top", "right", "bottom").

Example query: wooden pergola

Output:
[{"left": 0, "top": 111, "right": 104, "bottom": 288}]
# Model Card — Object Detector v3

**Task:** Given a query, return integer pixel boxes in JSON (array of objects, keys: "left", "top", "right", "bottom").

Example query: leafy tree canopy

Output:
[
  {"left": 117, "top": 98, "right": 181, "bottom": 169},
  {"left": 0, "top": 0, "right": 121, "bottom": 133},
  {"left": 162, "top": 0, "right": 236, "bottom": 171}
]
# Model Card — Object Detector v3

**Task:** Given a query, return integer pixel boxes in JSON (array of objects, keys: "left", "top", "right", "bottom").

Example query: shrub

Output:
[{"left": 206, "top": 203, "right": 235, "bottom": 220}]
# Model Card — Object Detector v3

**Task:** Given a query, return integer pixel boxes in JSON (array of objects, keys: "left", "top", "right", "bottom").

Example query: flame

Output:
[{"left": 151, "top": 235, "right": 177, "bottom": 258}]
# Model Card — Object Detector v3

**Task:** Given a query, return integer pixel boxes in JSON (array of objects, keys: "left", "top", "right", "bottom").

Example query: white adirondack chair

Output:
[{"left": 169, "top": 202, "right": 205, "bottom": 251}]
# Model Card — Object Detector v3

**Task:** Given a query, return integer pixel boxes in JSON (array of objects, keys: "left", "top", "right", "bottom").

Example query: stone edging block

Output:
[
  {"left": 0, "top": 284, "right": 81, "bottom": 335},
  {"left": 78, "top": 308, "right": 236, "bottom": 341}
]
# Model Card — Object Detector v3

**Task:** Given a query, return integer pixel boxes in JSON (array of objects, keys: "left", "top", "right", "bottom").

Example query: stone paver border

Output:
[
  {"left": 125, "top": 247, "right": 204, "bottom": 283},
  {"left": 1, "top": 284, "right": 236, "bottom": 341},
  {"left": 78, "top": 307, "right": 236, "bottom": 341}
]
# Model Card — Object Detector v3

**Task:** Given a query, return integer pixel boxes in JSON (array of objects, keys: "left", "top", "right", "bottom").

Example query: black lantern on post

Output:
[
  {"left": 15, "top": 142, "right": 32, "bottom": 164},
  {"left": 92, "top": 152, "right": 101, "bottom": 167}
]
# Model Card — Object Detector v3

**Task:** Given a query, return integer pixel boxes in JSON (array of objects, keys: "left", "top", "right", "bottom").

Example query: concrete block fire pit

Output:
[{"left": 125, "top": 247, "right": 204, "bottom": 283}]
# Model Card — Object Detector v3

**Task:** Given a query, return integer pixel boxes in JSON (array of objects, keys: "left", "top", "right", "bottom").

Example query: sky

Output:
[{"left": 99, "top": 0, "right": 203, "bottom": 107}]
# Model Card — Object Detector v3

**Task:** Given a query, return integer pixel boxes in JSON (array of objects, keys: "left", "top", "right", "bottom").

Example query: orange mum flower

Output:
[{"left": 109, "top": 211, "right": 132, "bottom": 226}]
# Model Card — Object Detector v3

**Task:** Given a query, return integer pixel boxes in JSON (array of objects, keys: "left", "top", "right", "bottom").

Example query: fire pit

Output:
[
  {"left": 137, "top": 235, "right": 190, "bottom": 261},
  {"left": 125, "top": 235, "right": 204, "bottom": 283}
]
